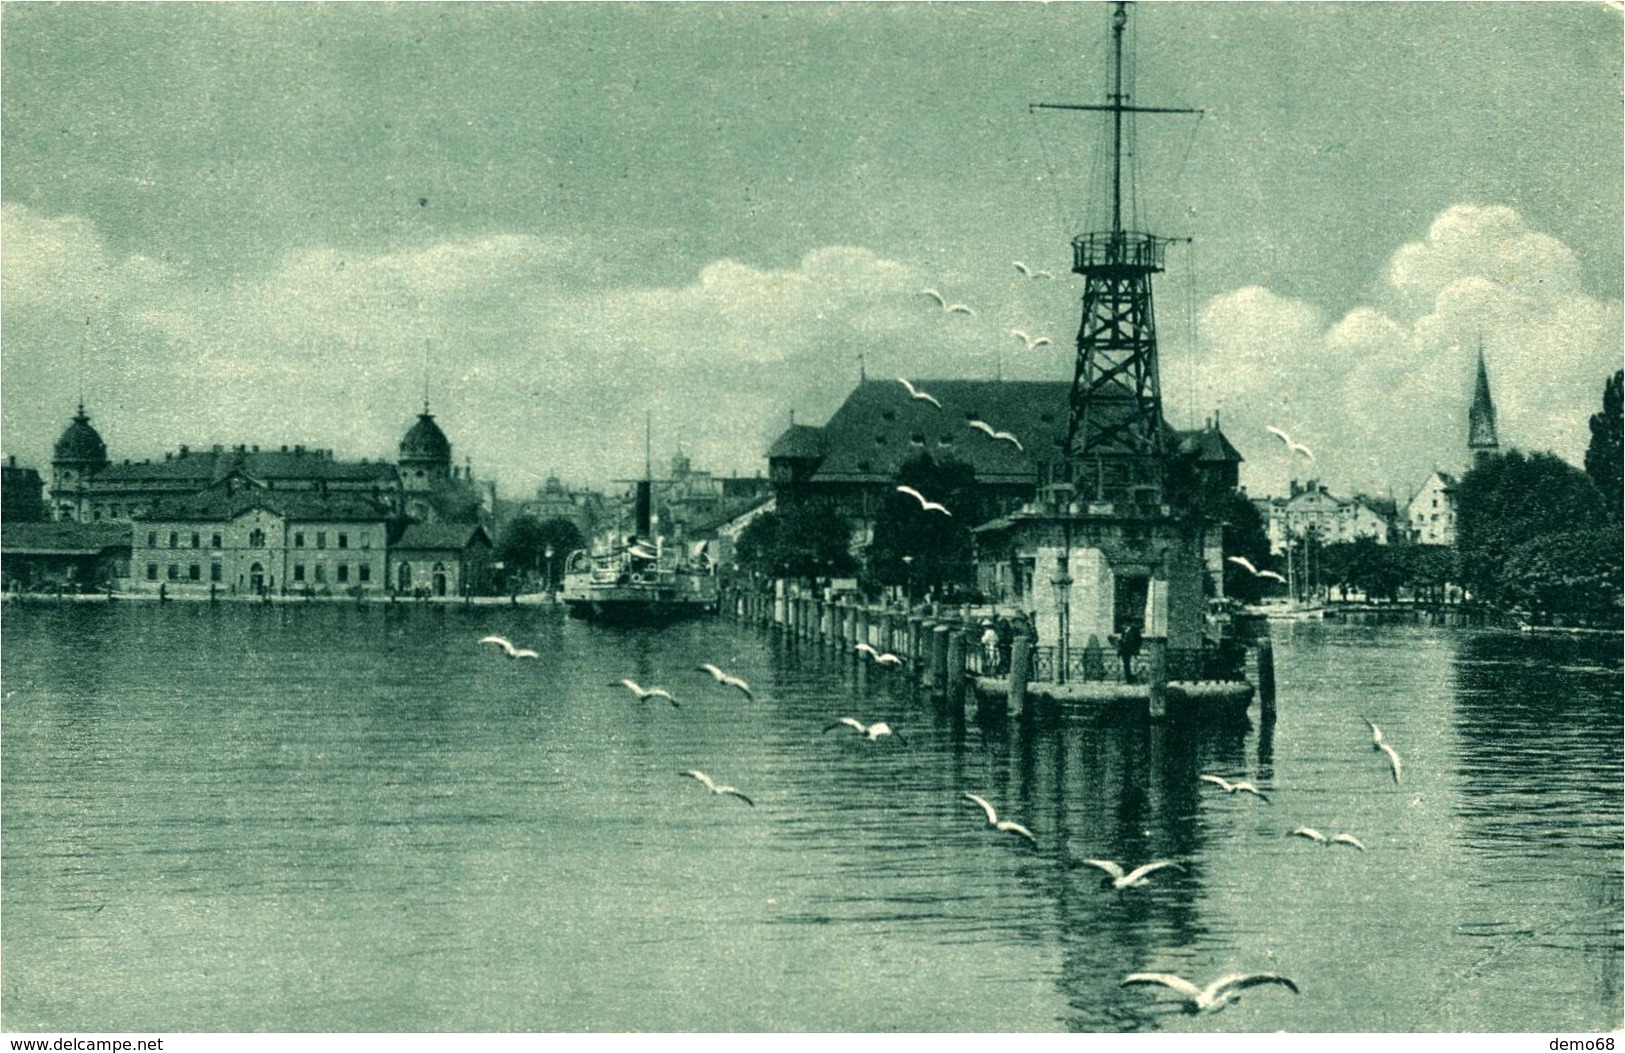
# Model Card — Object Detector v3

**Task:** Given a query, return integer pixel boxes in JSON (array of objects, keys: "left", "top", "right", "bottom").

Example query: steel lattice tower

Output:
[{"left": 1034, "top": 2, "right": 1199, "bottom": 505}]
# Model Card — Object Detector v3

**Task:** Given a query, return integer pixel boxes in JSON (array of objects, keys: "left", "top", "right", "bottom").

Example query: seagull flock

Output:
[{"left": 478, "top": 577, "right": 1410, "bottom": 1025}]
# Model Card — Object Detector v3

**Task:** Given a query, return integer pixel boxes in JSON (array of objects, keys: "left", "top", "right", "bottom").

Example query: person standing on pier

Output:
[{"left": 1117, "top": 622, "right": 1143, "bottom": 683}]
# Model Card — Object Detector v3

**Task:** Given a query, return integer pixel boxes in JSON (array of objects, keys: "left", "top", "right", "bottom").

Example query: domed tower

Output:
[
  {"left": 51, "top": 402, "right": 109, "bottom": 522},
  {"left": 398, "top": 402, "right": 453, "bottom": 495}
]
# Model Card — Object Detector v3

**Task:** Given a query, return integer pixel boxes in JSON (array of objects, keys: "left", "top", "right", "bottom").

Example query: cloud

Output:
[
  {"left": 1196, "top": 204, "right": 1621, "bottom": 501},
  {"left": 10, "top": 200, "right": 1612, "bottom": 510},
  {"left": 2, "top": 208, "right": 1021, "bottom": 494}
]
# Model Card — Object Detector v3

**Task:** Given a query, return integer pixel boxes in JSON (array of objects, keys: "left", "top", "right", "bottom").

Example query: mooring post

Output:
[
  {"left": 1145, "top": 579, "right": 1170, "bottom": 721},
  {"left": 946, "top": 623, "right": 967, "bottom": 715},
  {"left": 774, "top": 580, "right": 787, "bottom": 631},
  {"left": 931, "top": 623, "right": 950, "bottom": 696},
  {"left": 856, "top": 605, "right": 871, "bottom": 654},
  {"left": 907, "top": 615, "right": 923, "bottom": 670},
  {"left": 1257, "top": 636, "right": 1277, "bottom": 724},
  {"left": 1009, "top": 634, "right": 1032, "bottom": 720},
  {"left": 1146, "top": 638, "right": 1169, "bottom": 720}
]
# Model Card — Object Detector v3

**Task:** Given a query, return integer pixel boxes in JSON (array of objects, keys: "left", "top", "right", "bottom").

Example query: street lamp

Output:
[
  {"left": 901, "top": 554, "right": 915, "bottom": 609},
  {"left": 545, "top": 546, "right": 555, "bottom": 598},
  {"left": 1052, "top": 552, "right": 1072, "bottom": 686},
  {"left": 1053, "top": 511, "right": 1077, "bottom": 685}
]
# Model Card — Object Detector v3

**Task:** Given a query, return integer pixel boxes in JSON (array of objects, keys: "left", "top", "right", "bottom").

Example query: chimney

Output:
[
  {"left": 280, "top": 445, "right": 288, "bottom": 453},
  {"left": 252, "top": 445, "right": 259, "bottom": 453},
  {"left": 179, "top": 445, "right": 189, "bottom": 456},
  {"left": 6, "top": 455, "right": 13, "bottom": 467}
]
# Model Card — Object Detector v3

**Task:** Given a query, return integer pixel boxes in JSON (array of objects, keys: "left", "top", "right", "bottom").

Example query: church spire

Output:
[{"left": 1468, "top": 342, "right": 1499, "bottom": 468}]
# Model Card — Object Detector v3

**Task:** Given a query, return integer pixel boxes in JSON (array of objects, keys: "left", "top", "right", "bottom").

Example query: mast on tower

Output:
[{"left": 1033, "top": 1, "right": 1201, "bottom": 506}]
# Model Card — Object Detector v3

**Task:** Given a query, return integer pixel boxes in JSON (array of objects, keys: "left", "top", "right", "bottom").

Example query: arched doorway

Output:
[
  {"left": 250, "top": 562, "right": 265, "bottom": 594},
  {"left": 398, "top": 562, "right": 413, "bottom": 592},
  {"left": 432, "top": 562, "right": 448, "bottom": 597}
]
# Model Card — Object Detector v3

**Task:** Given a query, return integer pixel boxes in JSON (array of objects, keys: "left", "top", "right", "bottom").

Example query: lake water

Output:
[{"left": 3, "top": 601, "right": 1619, "bottom": 1033}]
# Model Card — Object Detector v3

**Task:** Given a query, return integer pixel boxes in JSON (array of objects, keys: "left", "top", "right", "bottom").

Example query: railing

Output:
[
  {"left": 1071, "top": 231, "right": 1178, "bottom": 272},
  {"left": 1027, "top": 644, "right": 1246, "bottom": 685}
]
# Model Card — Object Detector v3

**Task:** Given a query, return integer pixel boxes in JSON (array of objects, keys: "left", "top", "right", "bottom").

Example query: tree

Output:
[
  {"left": 734, "top": 501, "right": 855, "bottom": 582},
  {"left": 1455, "top": 449, "right": 1608, "bottom": 606},
  {"left": 1400, "top": 543, "right": 1457, "bottom": 604},
  {"left": 1501, "top": 524, "right": 1623, "bottom": 620},
  {"left": 497, "top": 514, "right": 584, "bottom": 588},
  {"left": 866, "top": 455, "right": 979, "bottom": 600},
  {"left": 1585, "top": 369, "right": 1623, "bottom": 523},
  {"left": 1205, "top": 490, "right": 1273, "bottom": 604}
]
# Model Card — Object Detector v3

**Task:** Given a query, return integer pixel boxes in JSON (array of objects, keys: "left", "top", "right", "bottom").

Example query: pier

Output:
[{"left": 720, "top": 580, "right": 1266, "bottom": 726}]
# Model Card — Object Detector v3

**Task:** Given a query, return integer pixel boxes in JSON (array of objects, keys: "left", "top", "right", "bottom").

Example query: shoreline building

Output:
[
  {"left": 770, "top": 4, "right": 1247, "bottom": 661},
  {"left": 48, "top": 401, "right": 488, "bottom": 529},
  {"left": 41, "top": 399, "right": 496, "bottom": 596},
  {"left": 1255, "top": 480, "right": 1396, "bottom": 554}
]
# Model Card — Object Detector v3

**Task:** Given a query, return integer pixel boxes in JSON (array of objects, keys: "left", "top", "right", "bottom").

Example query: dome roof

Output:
[
  {"left": 399, "top": 410, "right": 452, "bottom": 463},
  {"left": 53, "top": 405, "right": 108, "bottom": 465}
]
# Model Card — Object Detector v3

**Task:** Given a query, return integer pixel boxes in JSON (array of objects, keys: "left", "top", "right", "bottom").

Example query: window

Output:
[
  {"left": 358, "top": 563, "right": 371, "bottom": 583},
  {"left": 315, "top": 564, "right": 326, "bottom": 584},
  {"left": 167, "top": 564, "right": 180, "bottom": 581},
  {"left": 210, "top": 562, "right": 223, "bottom": 583},
  {"left": 249, "top": 528, "right": 266, "bottom": 548},
  {"left": 147, "top": 532, "right": 158, "bottom": 548},
  {"left": 294, "top": 532, "right": 305, "bottom": 548},
  {"left": 337, "top": 533, "right": 348, "bottom": 550},
  {"left": 189, "top": 564, "right": 201, "bottom": 581},
  {"left": 168, "top": 532, "right": 178, "bottom": 548},
  {"left": 189, "top": 532, "right": 198, "bottom": 548},
  {"left": 317, "top": 532, "right": 326, "bottom": 549},
  {"left": 294, "top": 564, "right": 306, "bottom": 583},
  {"left": 360, "top": 534, "right": 371, "bottom": 549},
  {"left": 211, "top": 533, "right": 222, "bottom": 549},
  {"left": 337, "top": 564, "right": 349, "bottom": 583},
  {"left": 146, "top": 564, "right": 159, "bottom": 581}
]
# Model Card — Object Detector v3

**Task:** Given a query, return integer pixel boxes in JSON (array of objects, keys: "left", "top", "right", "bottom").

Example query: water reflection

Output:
[{"left": 4, "top": 605, "right": 1619, "bottom": 1031}]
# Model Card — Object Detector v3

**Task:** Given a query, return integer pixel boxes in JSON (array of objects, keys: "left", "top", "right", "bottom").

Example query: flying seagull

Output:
[
  {"left": 1227, "top": 556, "right": 1286, "bottom": 585},
  {"left": 963, "top": 793, "right": 1037, "bottom": 845},
  {"left": 1292, "top": 827, "right": 1367, "bottom": 851},
  {"left": 1267, "top": 426, "right": 1316, "bottom": 462},
  {"left": 855, "top": 643, "right": 906, "bottom": 666},
  {"left": 1076, "top": 858, "right": 1184, "bottom": 890},
  {"left": 696, "top": 663, "right": 755, "bottom": 699},
  {"left": 922, "top": 288, "right": 976, "bottom": 316},
  {"left": 896, "top": 485, "right": 951, "bottom": 516},
  {"left": 1121, "top": 972, "right": 1299, "bottom": 1014},
  {"left": 616, "top": 679, "right": 680, "bottom": 708},
  {"left": 968, "top": 419, "right": 1025, "bottom": 451},
  {"left": 1012, "top": 261, "right": 1054, "bottom": 280},
  {"left": 1010, "top": 329, "right": 1052, "bottom": 351},
  {"left": 1362, "top": 716, "right": 1384, "bottom": 748},
  {"left": 479, "top": 635, "right": 539, "bottom": 659},
  {"left": 681, "top": 769, "right": 755, "bottom": 807},
  {"left": 897, "top": 377, "right": 943, "bottom": 409},
  {"left": 1199, "top": 774, "right": 1271, "bottom": 803},
  {"left": 823, "top": 717, "right": 905, "bottom": 744},
  {"left": 1377, "top": 741, "right": 1403, "bottom": 784}
]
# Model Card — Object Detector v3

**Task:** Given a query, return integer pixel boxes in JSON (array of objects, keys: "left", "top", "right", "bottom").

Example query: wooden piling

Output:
[
  {"left": 930, "top": 623, "right": 950, "bottom": 695},
  {"left": 1146, "top": 637, "right": 1169, "bottom": 720},
  {"left": 946, "top": 626, "right": 967, "bottom": 713},
  {"left": 1257, "top": 636, "right": 1277, "bottom": 723},
  {"left": 856, "top": 605, "right": 871, "bottom": 653},
  {"left": 1008, "top": 635, "right": 1032, "bottom": 720}
]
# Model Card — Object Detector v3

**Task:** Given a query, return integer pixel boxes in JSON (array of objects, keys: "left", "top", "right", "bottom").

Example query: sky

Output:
[{"left": 3, "top": 1, "right": 1620, "bottom": 502}]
